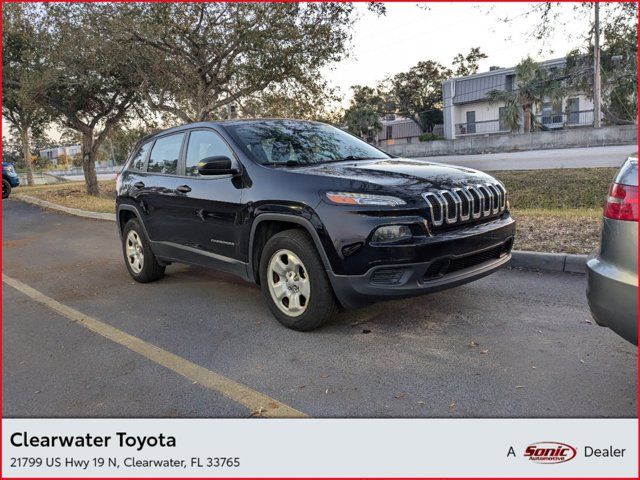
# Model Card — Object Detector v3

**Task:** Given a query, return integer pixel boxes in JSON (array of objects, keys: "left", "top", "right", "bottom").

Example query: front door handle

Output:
[
  {"left": 176, "top": 185, "right": 192, "bottom": 193},
  {"left": 133, "top": 181, "right": 145, "bottom": 189}
]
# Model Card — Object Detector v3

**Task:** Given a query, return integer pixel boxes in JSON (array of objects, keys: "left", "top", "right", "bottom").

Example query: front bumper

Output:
[
  {"left": 329, "top": 238, "right": 513, "bottom": 308},
  {"left": 5, "top": 173, "right": 20, "bottom": 187},
  {"left": 586, "top": 255, "right": 638, "bottom": 345}
]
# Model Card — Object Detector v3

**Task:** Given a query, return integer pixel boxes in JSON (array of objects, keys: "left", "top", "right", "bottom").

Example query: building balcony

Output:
[
  {"left": 455, "top": 110, "right": 595, "bottom": 136},
  {"left": 535, "top": 109, "right": 594, "bottom": 129},
  {"left": 455, "top": 119, "right": 509, "bottom": 136}
]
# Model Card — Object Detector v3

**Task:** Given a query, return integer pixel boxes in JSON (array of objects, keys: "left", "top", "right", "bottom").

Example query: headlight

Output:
[
  {"left": 371, "top": 225, "right": 412, "bottom": 244},
  {"left": 325, "top": 192, "right": 406, "bottom": 206}
]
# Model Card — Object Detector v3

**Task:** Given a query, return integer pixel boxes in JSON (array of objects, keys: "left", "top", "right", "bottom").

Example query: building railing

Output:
[
  {"left": 455, "top": 119, "right": 508, "bottom": 136},
  {"left": 456, "top": 109, "right": 595, "bottom": 136},
  {"left": 535, "top": 109, "right": 594, "bottom": 128}
]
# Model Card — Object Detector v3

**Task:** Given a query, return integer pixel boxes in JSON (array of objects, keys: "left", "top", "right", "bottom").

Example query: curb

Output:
[
  {"left": 13, "top": 195, "right": 116, "bottom": 222},
  {"left": 12, "top": 195, "right": 588, "bottom": 274},
  {"left": 510, "top": 250, "right": 587, "bottom": 274}
]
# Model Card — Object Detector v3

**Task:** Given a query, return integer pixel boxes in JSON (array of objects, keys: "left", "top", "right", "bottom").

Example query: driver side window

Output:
[{"left": 185, "top": 130, "right": 235, "bottom": 176}]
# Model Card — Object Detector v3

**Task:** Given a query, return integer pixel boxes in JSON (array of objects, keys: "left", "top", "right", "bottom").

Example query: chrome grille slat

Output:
[
  {"left": 454, "top": 188, "right": 471, "bottom": 221},
  {"left": 477, "top": 184, "right": 492, "bottom": 216},
  {"left": 486, "top": 183, "right": 500, "bottom": 214},
  {"left": 423, "top": 192, "right": 446, "bottom": 227},
  {"left": 440, "top": 190, "right": 459, "bottom": 224},
  {"left": 495, "top": 183, "right": 506, "bottom": 213},
  {"left": 467, "top": 186, "right": 482, "bottom": 219},
  {"left": 422, "top": 182, "right": 506, "bottom": 229}
]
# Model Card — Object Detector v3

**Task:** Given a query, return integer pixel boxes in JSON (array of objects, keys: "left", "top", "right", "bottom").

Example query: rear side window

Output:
[
  {"left": 130, "top": 142, "right": 151, "bottom": 171},
  {"left": 185, "top": 130, "right": 235, "bottom": 176},
  {"left": 147, "top": 133, "right": 185, "bottom": 175}
]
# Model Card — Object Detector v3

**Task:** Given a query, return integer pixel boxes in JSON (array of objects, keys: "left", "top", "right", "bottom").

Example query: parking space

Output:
[{"left": 2, "top": 200, "right": 637, "bottom": 418}]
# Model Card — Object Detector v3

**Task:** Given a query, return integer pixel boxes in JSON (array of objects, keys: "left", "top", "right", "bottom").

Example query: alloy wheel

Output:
[
  {"left": 125, "top": 230, "right": 144, "bottom": 274},
  {"left": 267, "top": 249, "right": 310, "bottom": 317}
]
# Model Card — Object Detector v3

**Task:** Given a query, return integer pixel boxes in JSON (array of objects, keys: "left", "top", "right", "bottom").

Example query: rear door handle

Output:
[
  {"left": 176, "top": 185, "right": 192, "bottom": 193},
  {"left": 133, "top": 181, "right": 145, "bottom": 189}
]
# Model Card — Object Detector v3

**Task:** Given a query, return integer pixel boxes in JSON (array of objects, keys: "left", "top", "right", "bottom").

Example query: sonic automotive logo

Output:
[{"left": 524, "top": 442, "right": 577, "bottom": 464}]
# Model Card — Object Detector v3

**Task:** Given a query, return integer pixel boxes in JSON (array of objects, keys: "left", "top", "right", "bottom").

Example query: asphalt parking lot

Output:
[{"left": 2, "top": 200, "right": 637, "bottom": 418}]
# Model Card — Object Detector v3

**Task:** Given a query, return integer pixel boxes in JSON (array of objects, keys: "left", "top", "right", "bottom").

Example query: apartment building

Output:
[
  {"left": 442, "top": 58, "right": 595, "bottom": 140},
  {"left": 375, "top": 115, "right": 444, "bottom": 148},
  {"left": 39, "top": 145, "right": 81, "bottom": 164}
]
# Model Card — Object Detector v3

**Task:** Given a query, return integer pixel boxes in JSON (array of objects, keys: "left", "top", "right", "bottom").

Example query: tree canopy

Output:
[
  {"left": 564, "top": 4, "right": 637, "bottom": 124},
  {"left": 8, "top": 3, "right": 143, "bottom": 194},
  {"left": 114, "top": 2, "right": 356, "bottom": 123},
  {"left": 2, "top": 2, "right": 362, "bottom": 194},
  {"left": 343, "top": 48, "right": 487, "bottom": 135},
  {"left": 2, "top": 4, "right": 51, "bottom": 184}
]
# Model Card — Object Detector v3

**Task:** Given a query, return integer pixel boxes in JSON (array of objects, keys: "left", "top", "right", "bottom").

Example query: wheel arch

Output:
[
  {"left": 116, "top": 204, "right": 150, "bottom": 240},
  {"left": 248, "top": 213, "right": 334, "bottom": 285}
]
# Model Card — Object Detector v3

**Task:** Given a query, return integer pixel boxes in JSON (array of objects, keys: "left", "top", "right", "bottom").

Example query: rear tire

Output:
[
  {"left": 259, "top": 229, "right": 338, "bottom": 331},
  {"left": 122, "top": 218, "right": 165, "bottom": 283},
  {"left": 2, "top": 179, "right": 11, "bottom": 199}
]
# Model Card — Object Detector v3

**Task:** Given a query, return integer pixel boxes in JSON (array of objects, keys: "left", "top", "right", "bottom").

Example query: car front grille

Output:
[
  {"left": 422, "top": 183, "right": 506, "bottom": 229},
  {"left": 423, "top": 244, "right": 507, "bottom": 281}
]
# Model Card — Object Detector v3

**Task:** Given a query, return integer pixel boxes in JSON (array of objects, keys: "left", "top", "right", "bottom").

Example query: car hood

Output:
[{"left": 289, "top": 158, "right": 500, "bottom": 194}]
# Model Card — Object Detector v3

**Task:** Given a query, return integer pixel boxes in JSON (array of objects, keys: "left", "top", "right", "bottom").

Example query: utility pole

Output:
[{"left": 593, "top": 2, "right": 602, "bottom": 128}]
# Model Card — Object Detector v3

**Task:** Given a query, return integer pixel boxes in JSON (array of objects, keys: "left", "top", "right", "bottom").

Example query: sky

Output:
[{"left": 324, "top": 2, "right": 592, "bottom": 107}]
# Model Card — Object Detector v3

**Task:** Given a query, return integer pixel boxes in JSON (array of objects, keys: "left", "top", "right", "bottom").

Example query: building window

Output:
[
  {"left": 505, "top": 74, "right": 515, "bottom": 92},
  {"left": 567, "top": 97, "right": 580, "bottom": 124},
  {"left": 386, "top": 125, "right": 393, "bottom": 139},
  {"left": 498, "top": 107, "right": 508, "bottom": 131},
  {"left": 407, "top": 136, "right": 412, "bottom": 144},
  {"left": 466, "top": 111, "right": 476, "bottom": 134},
  {"left": 541, "top": 96, "right": 563, "bottom": 125}
]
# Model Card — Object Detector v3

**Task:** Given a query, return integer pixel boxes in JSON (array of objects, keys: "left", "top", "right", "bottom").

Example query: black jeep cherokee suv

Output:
[{"left": 116, "top": 119, "right": 515, "bottom": 330}]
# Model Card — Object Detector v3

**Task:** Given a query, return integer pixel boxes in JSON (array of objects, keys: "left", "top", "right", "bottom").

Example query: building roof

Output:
[
  {"left": 446, "top": 57, "right": 567, "bottom": 105},
  {"left": 447, "top": 57, "right": 567, "bottom": 82}
]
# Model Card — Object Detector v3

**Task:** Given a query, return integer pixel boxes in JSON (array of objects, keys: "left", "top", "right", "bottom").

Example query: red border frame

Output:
[{"left": 0, "top": 1, "right": 638, "bottom": 479}]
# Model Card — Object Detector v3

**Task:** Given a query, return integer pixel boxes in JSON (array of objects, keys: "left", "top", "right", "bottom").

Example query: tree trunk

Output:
[
  {"left": 20, "top": 128, "right": 34, "bottom": 186},
  {"left": 602, "top": 104, "right": 634, "bottom": 125},
  {"left": 81, "top": 131, "right": 100, "bottom": 196},
  {"left": 523, "top": 105, "right": 532, "bottom": 133}
]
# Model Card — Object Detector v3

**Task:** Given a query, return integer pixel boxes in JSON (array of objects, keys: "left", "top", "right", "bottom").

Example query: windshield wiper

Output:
[
  {"left": 322, "top": 156, "right": 383, "bottom": 163},
  {"left": 264, "top": 160, "right": 307, "bottom": 167}
]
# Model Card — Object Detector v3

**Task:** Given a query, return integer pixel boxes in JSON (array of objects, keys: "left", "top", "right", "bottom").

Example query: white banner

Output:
[{"left": 2, "top": 418, "right": 637, "bottom": 478}]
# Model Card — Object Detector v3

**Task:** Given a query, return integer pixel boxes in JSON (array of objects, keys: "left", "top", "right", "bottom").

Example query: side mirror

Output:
[{"left": 197, "top": 156, "right": 239, "bottom": 176}]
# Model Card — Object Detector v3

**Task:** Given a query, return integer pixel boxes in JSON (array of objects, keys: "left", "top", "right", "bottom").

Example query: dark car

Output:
[
  {"left": 2, "top": 162, "right": 20, "bottom": 199},
  {"left": 116, "top": 119, "right": 515, "bottom": 330}
]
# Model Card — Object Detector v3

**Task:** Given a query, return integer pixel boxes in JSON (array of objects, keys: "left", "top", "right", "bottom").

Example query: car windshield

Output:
[{"left": 225, "top": 120, "right": 390, "bottom": 166}]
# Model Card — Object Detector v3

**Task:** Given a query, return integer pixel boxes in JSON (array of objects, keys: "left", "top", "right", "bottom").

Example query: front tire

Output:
[
  {"left": 122, "top": 218, "right": 165, "bottom": 283},
  {"left": 259, "top": 229, "right": 338, "bottom": 331},
  {"left": 2, "top": 179, "right": 11, "bottom": 199}
]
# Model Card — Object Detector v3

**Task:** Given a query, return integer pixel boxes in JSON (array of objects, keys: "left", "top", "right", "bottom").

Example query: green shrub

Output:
[{"left": 418, "top": 132, "right": 444, "bottom": 142}]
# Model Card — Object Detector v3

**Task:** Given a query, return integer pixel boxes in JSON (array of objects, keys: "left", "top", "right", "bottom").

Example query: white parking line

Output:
[{"left": 3, "top": 274, "right": 308, "bottom": 418}]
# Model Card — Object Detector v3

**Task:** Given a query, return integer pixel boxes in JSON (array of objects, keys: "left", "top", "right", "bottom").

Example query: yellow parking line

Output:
[{"left": 3, "top": 274, "right": 308, "bottom": 418}]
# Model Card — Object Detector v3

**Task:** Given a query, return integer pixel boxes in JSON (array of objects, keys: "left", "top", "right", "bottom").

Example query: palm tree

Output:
[{"left": 487, "top": 57, "right": 563, "bottom": 133}]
